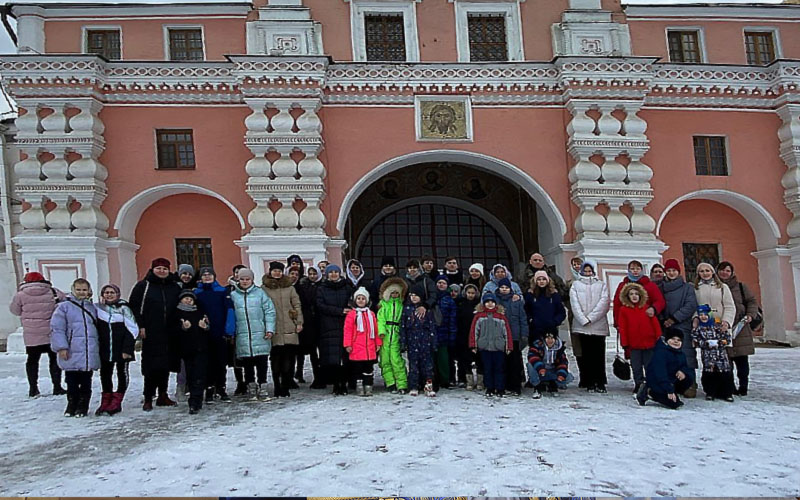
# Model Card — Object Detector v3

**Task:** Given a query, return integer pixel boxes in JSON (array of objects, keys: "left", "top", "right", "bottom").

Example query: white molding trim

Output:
[
  {"left": 451, "top": 0, "right": 524, "bottom": 62},
  {"left": 162, "top": 24, "right": 208, "bottom": 62},
  {"left": 655, "top": 189, "right": 782, "bottom": 251},
  {"left": 81, "top": 25, "right": 123, "bottom": 60},
  {"left": 742, "top": 26, "right": 784, "bottom": 63},
  {"left": 354, "top": 195, "right": 521, "bottom": 266},
  {"left": 11, "top": 4, "right": 252, "bottom": 19},
  {"left": 664, "top": 26, "right": 708, "bottom": 64},
  {"left": 624, "top": 5, "right": 800, "bottom": 21},
  {"left": 345, "top": 0, "right": 421, "bottom": 62},
  {"left": 334, "top": 149, "right": 567, "bottom": 248},
  {"left": 113, "top": 183, "right": 246, "bottom": 241}
]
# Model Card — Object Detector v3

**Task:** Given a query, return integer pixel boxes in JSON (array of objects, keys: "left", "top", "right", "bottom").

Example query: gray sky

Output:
[{"left": 0, "top": 0, "right": 788, "bottom": 117}]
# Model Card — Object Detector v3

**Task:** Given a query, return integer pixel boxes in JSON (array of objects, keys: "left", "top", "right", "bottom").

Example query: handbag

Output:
[
  {"left": 612, "top": 334, "right": 631, "bottom": 381},
  {"left": 738, "top": 282, "right": 764, "bottom": 331}
]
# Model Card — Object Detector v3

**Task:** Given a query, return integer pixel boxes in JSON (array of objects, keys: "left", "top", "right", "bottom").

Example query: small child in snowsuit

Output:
[
  {"left": 175, "top": 290, "right": 211, "bottom": 414},
  {"left": 527, "top": 331, "right": 573, "bottom": 398},
  {"left": 692, "top": 304, "right": 734, "bottom": 401},
  {"left": 456, "top": 284, "right": 482, "bottom": 390},
  {"left": 617, "top": 282, "right": 662, "bottom": 393},
  {"left": 470, "top": 292, "right": 513, "bottom": 397},
  {"left": 50, "top": 278, "right": 100, "bottom": 417},
  {"left": 377, "top": 277, "right": 408, "bottom": 394},
  {"left": 401, "top": 284, "right": 437, "bottom": 397},
  {"left": 434, "top": 275, "right": 457, "bottom": 390},
  {"left": 344, "top": 287, "right": 382, "bottom": 396},
  {"left": 637, "top": 327, "right": 695, "bottom": 409},
  {"left": 95, "top": 283, "right": 139, "bottom": 416}
]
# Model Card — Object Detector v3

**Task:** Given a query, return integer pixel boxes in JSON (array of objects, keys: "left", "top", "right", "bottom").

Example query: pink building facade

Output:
[{"left": 0, "top": 0, "right": 798, "bottom": 346}]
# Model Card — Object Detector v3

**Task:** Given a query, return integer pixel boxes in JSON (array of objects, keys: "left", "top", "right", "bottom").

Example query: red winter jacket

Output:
[
  {"left": 617, "top": 283, "right": 662, "bottom": 350},
  {"left": 343, "top": 308, "right": 382, "bottom": 361},
  {"left": 613, "top": 275, "right": 665, "bottom": 325}
]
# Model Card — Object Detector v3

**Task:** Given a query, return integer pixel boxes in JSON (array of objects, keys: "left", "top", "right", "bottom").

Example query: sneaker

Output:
[
  {"left": 205, "top": 388, "right": 215, "bottom": 404},
  {"left": 409, "top": 389, "right": 419, "bottom": 396},
  {"left": 64, "top": 396, "right": 77, "bottom": 417},
  {"left": 531, "top": 389, "right": 542, "bottom": 399},
  {"left": 53, "top": 386, "right": 67, "bottom": 396},
  {"left": 29, "top": 387, "right": 41, "bottom": 399},
  {"left": 424, "top": 380, "right": 436, "bottom": 397},
  {"left": 723, "top": 396, "right": 735, "bottom": 402},
  {"left": 397, "top": 388, "right": 408, "bottom": 395},
  {"left": 635, "top": 382, "right": 649, "bottom": 406},
  {"left": 218, "top": 391, "right": 232, "bottom": 402},
  {"left": 595, "top": 385, "right": 607, "bottom": 394},
  {"left": 485, "top": 389, "right": 494, "bottom": 398}
]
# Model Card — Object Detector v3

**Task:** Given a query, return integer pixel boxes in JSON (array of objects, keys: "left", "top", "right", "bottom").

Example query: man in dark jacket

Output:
[
  {"left": 523, "top": 253, "right": 569, "bottom": 301},
  {"left": 638, "top": 328, "right": 695, "bottom": 409},
  {"left": 404, "top": 259, "right": 437, "bottom": 316},
  {"left": 658, "top": 258, "right": 699, "bottom": 397},
  {"left": 370, "top": 256, "right": 397, "bottom": 311}
]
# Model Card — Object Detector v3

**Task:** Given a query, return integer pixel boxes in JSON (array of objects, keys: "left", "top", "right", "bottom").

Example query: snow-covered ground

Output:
[{"left": 1, "top": 347, "right": 798, "bottom": 497}]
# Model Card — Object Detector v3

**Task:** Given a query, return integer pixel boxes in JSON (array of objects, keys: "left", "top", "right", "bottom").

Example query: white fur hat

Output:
[
  {"left": 353, "top": 286, "right": 370, "bottom": 302},
  {"left": 469, "top": 263, "right": 484, "bottom": 275}
]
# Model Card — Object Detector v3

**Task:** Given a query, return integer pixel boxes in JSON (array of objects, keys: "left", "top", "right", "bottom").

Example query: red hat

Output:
[
  {"left": 23, "top": 271, "right": 46, "bottom": 283},
  {"left": 664, "top": 259, "right": 681, "bottom": 272},
  {"left": 151, "top": 257, "right": 171, "bottom": 269}
]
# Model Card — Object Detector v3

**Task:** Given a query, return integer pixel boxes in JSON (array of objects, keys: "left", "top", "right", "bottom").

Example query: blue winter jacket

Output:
[
  {"left": 495, "top": 289, "right": 529, "bottom": 343},
  {"left": 50, "top": 295, "right": 101, "bottom": 372},
  {"left": 194, "top": 280, "right": 235, "bottom": 339},
  {"left": 645, "top": 337, "right": 695, "bottom": 396},
  {"left": 482, "top": 264, "right": 523, "bottom": 297},
  {"left": 434, "top": 291, "right": 458, "bottom": 348},
  {"left": 523, "top": 290, "right": 567, "bottom": 340},
  {"left": 228, "top": 284, "right": 276, "bottom": 358}
]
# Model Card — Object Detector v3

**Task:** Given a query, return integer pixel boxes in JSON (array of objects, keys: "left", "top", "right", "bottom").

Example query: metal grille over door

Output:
[{"left": 357, "top": 204, "right": 513, "bottom": 277}]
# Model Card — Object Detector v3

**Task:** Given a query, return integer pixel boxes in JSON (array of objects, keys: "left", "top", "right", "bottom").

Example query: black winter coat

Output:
[
  {"left": 129, "top": 271, "right": 182, "bottom": 375},
  {"left": 295, "top": 277, "right": 319, "bottom": 354},
  {"left": 97, "top": 301, "right": 137, "bottom": 363},
  {"left": 404, "top": 273, "right": 438, "bottom": 310},
  {"left": 315, "top": 278, "right": 354, "bottom": 367},
  {"left": 456, "top": 297, "right": 480, "bottom": 351},
  {"left": 175, "top": 307, "right": 210, "bottom": 357}
]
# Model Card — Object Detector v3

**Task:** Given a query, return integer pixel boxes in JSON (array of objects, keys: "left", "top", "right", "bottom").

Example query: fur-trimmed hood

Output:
[
  {"left": 474, "top": 303, "right": 506, "bottom": 315},
  {"left": 379, "top": 276, "right": 408, "bottom": 302},
  {"left": 620, "top": 282, "right": 648, "bottom": 308},
  {"left": 262, "top": 275, "right": 293, "bottom": 289}
]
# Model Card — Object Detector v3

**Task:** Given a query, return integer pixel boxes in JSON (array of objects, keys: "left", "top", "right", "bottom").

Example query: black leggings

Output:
[
  {"left": 270, "top": 345, "right": 296, "bottom": 394},
  {"left": 100, "top": 360, "right": 130, "bottom": 393},
  {"left": 350, "top": 360, "right": 376, "bottom": 386},
  {"left": 65, "top": 370, "right": 92, "bottom": 401},
  {"left": 578, "top": 334, "right": 608, "bottom": 388},
  {"left": 25, "top": 344, "right": 61, "bottom": 391},
  {"left": 143, "top": 370, "right": 170, "bottom": 399}
]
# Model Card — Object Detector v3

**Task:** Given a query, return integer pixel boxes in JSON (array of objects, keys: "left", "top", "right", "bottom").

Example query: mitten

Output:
[
  {"left": 557, "top": 375, "right": 566, "bottom": 382},
  {"left": 707, "top": 339, "right": 718, "bottom": 348},
  {"left": 538, "top": 368, "right": 546, "bottom": 377}
]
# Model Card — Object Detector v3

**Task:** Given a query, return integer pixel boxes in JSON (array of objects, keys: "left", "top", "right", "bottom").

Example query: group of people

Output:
[{"left": 9, "top": 250, "right": 760, "bottom": 417}]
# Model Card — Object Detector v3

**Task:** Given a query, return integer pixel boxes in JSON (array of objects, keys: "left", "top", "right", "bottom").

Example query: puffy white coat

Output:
[
  {"left": 569, "top": 277, "right": 610, "bottom": 336},
  {"left": 694, "top": 281, "right": 736, "bottom": 327}
]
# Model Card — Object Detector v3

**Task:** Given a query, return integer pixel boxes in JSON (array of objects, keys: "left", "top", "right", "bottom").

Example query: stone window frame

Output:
[
  {"left": 162, "top": 25, "right": 207, "bottom": 61},
  {"left": 346, "top": 0, "right": 421, "bottom": 62},
  {"left": 82, "top": 25, "right": 123, "bottom": 60},
  {"left": 451, "top": 0, "right": 524, "bottom": 62},
  {"left": 665, "top": 26, "right": 707, "bottom": 64},
  {"left": 743, "top": 27, "right": 782, "bottom": 66}
]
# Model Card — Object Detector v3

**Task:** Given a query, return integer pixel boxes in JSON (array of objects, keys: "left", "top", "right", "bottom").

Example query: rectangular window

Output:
[
  {"left": 667, "top": 31, "right": 701, "bottom": 63},
  {"left": 693, "top": 136, "right": 728, "bottom": 176},
  {"left": 364, "top": 14, "right": 406, "bottom": 62},
  {"left": 156, "top": 129, "right": 195, "bottom": 170},
  {"left": 745, "top": 31, "right": 776, "bottom": 65},
  {"left": 175, "top": 238, "right": 213, "bottom": 271},
  {"left": 682, "top": 243, "right": 720, "bottom": 284},
  {"left": 467, "top": 13, "right": 507, "bottom": 62},
  {"left": 168, "top": 29, "right": 204, "bottom": 61},
  {"left": 86, "top": 29, "right": 121, "bottom": 60}
]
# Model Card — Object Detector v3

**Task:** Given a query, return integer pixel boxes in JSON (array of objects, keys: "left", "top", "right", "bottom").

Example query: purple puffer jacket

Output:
[
  {"left": 50, "top": 296, "right": 100, "bottom": 372},
  {"left": 9, "top": 282, "right": 66, "bottom": 347}
]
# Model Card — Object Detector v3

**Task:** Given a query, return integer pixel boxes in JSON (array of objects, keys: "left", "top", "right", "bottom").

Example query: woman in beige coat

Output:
[
  {"left": 693, "top": 262, "right": 736, "bottom": 331},
  {"left": 262, "top": 261, "right": 304, "bottom": 397}
]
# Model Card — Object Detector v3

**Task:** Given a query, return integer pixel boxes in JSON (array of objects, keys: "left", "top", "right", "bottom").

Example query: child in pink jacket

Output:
[{"left": 344, "top": 287, "right": 382, "bottom": 396}]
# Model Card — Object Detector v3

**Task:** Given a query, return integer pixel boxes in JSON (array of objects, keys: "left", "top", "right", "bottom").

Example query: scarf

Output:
[
  {"left": 355, "top": 307, "right": 375, "bottom": 339},
  {"left": 627, "top": 271, "right": 642, "bottom": 282},
  {"left": 570, "top": 268, "right": 581, "bottom": 281},
  {"left": 177, "top": 303, "right": 197, "bottom": 312},
  {"left": 701, "top": 278, "right": 715, "bottom": 285}
]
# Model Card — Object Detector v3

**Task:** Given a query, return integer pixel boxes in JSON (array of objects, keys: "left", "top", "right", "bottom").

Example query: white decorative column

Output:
[
  {"left": 11, "top": 98, "right": 112, "bottom": 290},
  {"left": 776, "top": 103, "right": 800, "bottom": 345}
]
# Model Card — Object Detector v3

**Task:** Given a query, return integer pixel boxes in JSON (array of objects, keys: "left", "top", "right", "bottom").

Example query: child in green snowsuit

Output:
[{"left": 377, "top": 277, "right": 408, "bottom": 394}]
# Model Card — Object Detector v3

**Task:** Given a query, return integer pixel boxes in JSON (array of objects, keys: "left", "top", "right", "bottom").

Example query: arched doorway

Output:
[{"left": 344, "top": 162, "right": 541, "bottom": 277}]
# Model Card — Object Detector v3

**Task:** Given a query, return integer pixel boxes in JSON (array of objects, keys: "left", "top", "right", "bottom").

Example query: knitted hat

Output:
[
  {"left": 353, "top": 286, "right": 370, "bottom": 303},
  {"left": 178, "top": 264, "right": 194, "bottom": 276},
  {"left": 482, "top": 292, "right": 497, "bottom": 305},
  {"left": 534, "top": 270, "right": 550, "bottom": 283},
  {"left": 199, "top": 266, "right": 216, "bottom": 277},
  {"left": 497, "top": 277, "right": 512, "bottom": 289},
  {"left": 287, "top": 254, "right": 303, "bottom": 266},
  {"left": 380, "top": 256, "right": 396, "bottom": 267},
  {"left": 178, "top": 290, "right": 196, "bottom": 302},
  {"left": 269, "top": 261, "right": 285, "bottom": 272},
  {"left": 237, "top": 268, "right": 255, "bottom": 280},
  {"left": 23, "top": 271, "right": 46, "bottom": 283},
  {"left": 696, "top": 262, "right": 716, "bottom": 275},
  {"left": 435, "top": 274, "right": 449, "bottom": 285},
  {"left": 448, "top": 283, "right": 462, "bottom": 295},
  {"left": 325, "top": 264, "right": 341, "bottom": 276},
  {"left": 408, "top": 282, "right": 427, "bottom": 299},
  {"left": 100, "top": 283, "right": 121, "bottom": 297},
  {"left": 468, "top": 263, "right": 484, "bottom": 275},
  {"left": 663, "top": 327, "right": 684, "bottom": 341},
  {"left": 663, "top": 259, "right": 681, "bottom": 272},
  {"left": 697, "top": 304, "right": 712, "bottom": 315},
  {"left": 151, "top": 257, "right": 171, "bottom": 269}
]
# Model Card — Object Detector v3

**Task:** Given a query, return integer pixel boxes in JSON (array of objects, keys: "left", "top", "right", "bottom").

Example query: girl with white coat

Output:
[{"left": 569, "top": 260, "right": 611, "bottom": 393}]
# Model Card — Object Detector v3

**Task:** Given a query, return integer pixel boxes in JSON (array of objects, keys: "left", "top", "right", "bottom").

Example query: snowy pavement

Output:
[{"left": 1, "top": 347, "right": 798, "bottom": 497}]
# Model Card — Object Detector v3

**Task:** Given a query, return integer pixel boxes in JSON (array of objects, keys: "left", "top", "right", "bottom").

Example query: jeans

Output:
[
  {"left": 480, "top": 350, "right": 506, "bottom": 392},
  {"left": 630, "top": 348, "right": 654, "bottom": 385},
  {"left": 527, "top": 366, "right": 575, "bottom": 389}
]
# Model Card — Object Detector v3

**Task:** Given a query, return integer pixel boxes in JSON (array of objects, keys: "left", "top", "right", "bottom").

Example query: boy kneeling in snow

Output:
[
  {"left": 636, "top": 327, "right": 695, "bottom": 409},
  {"left": 526, "top": 331, "right": 573, "bottom": 398}
]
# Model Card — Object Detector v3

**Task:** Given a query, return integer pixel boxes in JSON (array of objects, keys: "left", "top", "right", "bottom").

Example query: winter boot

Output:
[
  {"left": 531, "top": 386, "right": 542, "bottom": 399},
  {"left": 547, "top": 381, "right": 559, "bottom": 396},
  {"left": 357, "top": 381, "right": 366, "bottom": 397},
  {"left": 174, "top": 383, "right": 186, "bottom": 403},
  {"left": 684, "top": 383, "right": 698, "bottom": 399},
  {"left": 424, "top": 379, "right": 436, "bottom": 397},
  {"left": 205, "top": 387, "right": 216, "bottom": 404},
  {"left": 53, "top": 385, "right": 67, "bottom": 396},
  {"left": 465, "top": 374, "right": 475, "bottom": 391},
  {"left": 218, "top": 388, "right": 232, "bottom": 402},
  {"left": 29, "top": 386, "right": 41, "bottom": 398},
  {"left": 64, "top": 395, "right": 78, "bottom": 417},
  {"left": 365, "top": 385, "right": 373, "bottom": 397},
  {"left": 108, "top": 392, "right": 124, "bottom": 415},
  {"left": 258, "top": 383, "right": 271, "bottom": 401},
  {"left": 234, "top": 381, "right": 248, "bottom": 396},
  {"left": 95, "top": 392, "right": 113, "bottom": 416},
  {"left": 475, "top": 374, "right": 485, "bottom": 391},
  {"left": 635, "top": 382, "right": 649, "bottom": 406},
  {"left": 142, "top": 397, "right": 153, "bottom": 411},
  {"left": 156, "top": 392, "right": 178, "bottom": 407},
  {"left": 247, "top": 382, "right": 259, "bottom": 401},
  {"left": 75, "top": 393, "right": 90, "bottom": 417}
]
